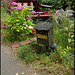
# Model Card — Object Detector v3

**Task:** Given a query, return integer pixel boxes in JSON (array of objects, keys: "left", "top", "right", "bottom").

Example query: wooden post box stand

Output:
[{"left": 35, "top": 21, "right": 54, "bottom": 51}]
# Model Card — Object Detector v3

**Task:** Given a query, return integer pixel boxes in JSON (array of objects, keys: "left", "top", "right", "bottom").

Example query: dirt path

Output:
[{"left": 1, "top": 44, "right": 37, "bottom": 75}]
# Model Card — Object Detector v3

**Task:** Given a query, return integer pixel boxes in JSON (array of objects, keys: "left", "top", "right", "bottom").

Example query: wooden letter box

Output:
[{"left": 35, "top": 22, "right": 54, "bottom": 46}]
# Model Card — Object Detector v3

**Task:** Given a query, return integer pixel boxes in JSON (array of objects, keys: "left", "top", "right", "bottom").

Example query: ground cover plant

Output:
[
  {"left": 1, "top": 1, "right": 74, "bottom": 75},
  {"left": 1, "top": 1, "right": 8, "bottom": 27},
  {"left": 1, "top": 2, "right": 35, "bottom": 43},
  {"left": 53, "top": 10, "right": 74, "bottom": 69},
  {"left": 17, "top": 41, "right": 74, "bottom": 75},
  {"left": 38, "top": 0, "right": 74, "bottom": 10},
  {"left": 17, "top": 8, "right": 74, "bottom": 74}
]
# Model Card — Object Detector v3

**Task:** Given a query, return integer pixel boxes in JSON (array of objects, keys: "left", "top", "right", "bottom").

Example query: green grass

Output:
[
  {"left": 2, "top": 34, "right": 34, "bottom": 44},
  {"left": 53, "top": 13, "right": 74, "bottom": 48},
  {"left": 1, "top": 3, "right": 74, "bottom": 74},
  {"left": 17, "top": 42, "right": 74, "bottom": 75},
  {"left": 17, "top": 12, "right": 74, "bottom": 74},
  {"left": 1, "top": 2, "right": 8, "bottom": 26}
]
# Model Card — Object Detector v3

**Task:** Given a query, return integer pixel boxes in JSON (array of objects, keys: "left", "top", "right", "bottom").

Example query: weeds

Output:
[
  {"left": 1, "top": 1, "right": 74, "bottom": 74},
  {"left": 2, "top": 34, "right": 33, "bottom": 44},
  {"left": 17, "top": 11, "right": 74, "bottom": 74},
  {"left": 53, "top": 13, "right": 74, "bottom": 48},
  {"left": 17, "top": 41, "right": 74, "bottom": 74},
  {"left": 1, "top": 2, "right": 8, "bottom": 26},
  {"left": 17, "top": 45, "right": 37, "bottom": 63}
]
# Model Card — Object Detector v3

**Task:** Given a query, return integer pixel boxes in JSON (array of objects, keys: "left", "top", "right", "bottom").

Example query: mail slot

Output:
[{"left": 35, "top": 22, "right": 54, "bottom": 46}]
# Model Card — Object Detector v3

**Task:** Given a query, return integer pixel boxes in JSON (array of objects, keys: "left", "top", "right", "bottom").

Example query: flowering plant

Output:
[{"left": 3, "top": 2, "right": 35, "bottom": 36}]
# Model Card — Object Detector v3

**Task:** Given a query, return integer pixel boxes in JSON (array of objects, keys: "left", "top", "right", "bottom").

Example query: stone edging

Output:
[{"left": 9, "top": 37, "right": 37, "bottom": 49}]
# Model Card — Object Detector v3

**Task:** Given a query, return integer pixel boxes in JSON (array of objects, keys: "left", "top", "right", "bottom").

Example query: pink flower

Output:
[
  {"left": 11, "top": 2, "right": 17, "bottom": 6},
  {"left": 2, "top": 26, "right": 6, "bottom": 28},
  {"left": 12, "top": 7, "right": 18, "bottom": 10},
  {"left": 17, "top": 13, "right": 19, "bottom": 14},
  {"left": 23, "top": 7, "right": 25, "bottom": 10},
  {"left": 31, "top": 11, "right": 36, "bottom": 14},
  {"left": 27, "top": 9, "right": 29, "bottom": 11},
  {"left": 26, "top": 17, "right": 31, "bottom": 20},
  {"left": 18, "top": 6, "right": 23, "bottom": 10}
]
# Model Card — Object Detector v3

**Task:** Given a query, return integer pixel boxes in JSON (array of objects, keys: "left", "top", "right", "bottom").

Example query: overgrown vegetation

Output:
[
  {"left": 1, "top": 1, "right": 74, "bottom": 75},
  {"left": 37, "top": 0, "right": 75, "bottom": 10},
  {"left": 53, "top": 13, "right": 74, "bottom": 47},
  {"left": 17, "top": 42, "right": 74, "bottom": 75},
  {"left": 17, "top": 9, "right": 74, "bottom": 74},
  {"left": 1, "top": 2, "right": 35, "bottom": 43},
  {"left": 1, "top": 1, "right": 8, "bottom": 27}
]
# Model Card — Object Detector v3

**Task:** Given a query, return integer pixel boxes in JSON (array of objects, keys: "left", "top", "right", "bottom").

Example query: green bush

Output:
[
  {"left": 17, "top": 45, "right": 37, "bottom": 63},
  {"left": 39, "top": 54, "right": 51, "bottom": 64},
  {"left": 2, "top": 2, "right": 35, "bottom": 42},
  {"left": 53, "top": 13, "right": 74, "bottom": 48},
  {"left": 38, "top": 0, "right": 74, "bottom": 10},
  {"left": 52, "top": 11, "right": 74, "bottom": 69},
  {"left": 3, "top": 6, "right": 34, "bottom": 35},
  {"left": 56, "top": 46, "right": 74, "bottom": 68},
  {"left": 17, "top": 41, "right": 74, "bottom": 74},
  {"left": 1, "top": 1, "right": 8, "bottom": 26}
]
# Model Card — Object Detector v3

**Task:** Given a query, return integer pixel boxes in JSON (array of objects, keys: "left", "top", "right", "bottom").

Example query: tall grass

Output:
[
  {"left": 53, "top": 13, "right": 74, "bottom": 48},
  {"left": 17, "top": 42, "right": 74, "bottom": 74},
  {"left": 1, "top": 1, "right": 8, "bottom": 26}
]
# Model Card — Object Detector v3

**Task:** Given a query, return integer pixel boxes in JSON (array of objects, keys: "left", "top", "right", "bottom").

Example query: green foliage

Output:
[
  {"left": 49, "top": 51, "right": 59, "bottom": 62},
  {"left": 3, "top": 7, "right": 34, "bottom": 35},
  {"left": 1, "top": 2, "right": 8, "bottom": 26},
  {"left": 53, "top": 13, "right": 74, "bottom": 48},
  {"left": 39, "top": 0, "right": 74, "bottom": 10},
  {"left": 56, "top": 46, "right": 74, "bottom": 68},
  {"left": 3, "top": 34, "right": 33, "bottom": 43},
  {"left": 17, "top": 45, "right": 37, "bottom": 63},
  {"left": 2, "top": 3, "right": 35, "bottom": 42},
  {"left": 17, "top": 43, "right": 74, "bottom": 74},
  {"left": 39, "top": 54, "right": 51, "bottom": 64},
  {"left": 52, "top": 12, "right": 74, "bottom": 69}
]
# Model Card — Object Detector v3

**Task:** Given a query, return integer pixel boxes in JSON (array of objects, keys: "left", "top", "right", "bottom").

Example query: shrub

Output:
[
  {"left": 2, "top": 2, "right": 35, "bottom": 41},
  {"left": 56, "top": 46, "right": 74, "bottom": 68},
  {"left": 53, "top": 12, "right": 74, "bottom": 48},
  {"left": 52, "top": 10, "right": 74, "bottom": 69},
  {"left": 39, "top": 54, "right": 51, "bottom": 64},
  {"left": 17, "top": 42, "right": 74, "bottom": 74},
  {"left": 1, "top": 1, "right": 8, "bottom": 26},
  {"left": 40, "top": 0, "right": 74, "bottom": 10}
]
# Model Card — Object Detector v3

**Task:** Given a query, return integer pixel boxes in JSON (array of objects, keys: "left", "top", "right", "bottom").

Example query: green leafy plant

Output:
[
  {"left": 17, "top": 41, "right": 74, "bottom": 74},
  {"left": 39, "top": 54, "right": 51, "bottom": 64},
  {"left": 53, "top": 12, "right": 74, "bottom": 48},
  {"left": 52, "top": 11, "right": 74, "bottom": 69},
  {"left": 1, "top": 1, "right": 8, "bottom": 26},
  {"left": 56, "top": 46, "right": 74, "bottom": 68},
  {"left": 17, "top": 45, "right": 37, "bottom": 63},
  {"left": 2, "top": 2, "right": 35, "bottom": 42},
  {"left": 41, "top": 0, "right": 74, "bottom": 10}
]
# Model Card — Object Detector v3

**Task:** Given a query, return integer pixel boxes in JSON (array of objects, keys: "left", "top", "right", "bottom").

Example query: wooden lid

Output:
[{"left": 35, "top": 22, "right": 53, "bottom": 31}]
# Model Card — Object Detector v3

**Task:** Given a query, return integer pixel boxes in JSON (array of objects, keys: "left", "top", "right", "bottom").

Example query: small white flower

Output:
[
  {"left": 23, "top": 23, "right": 26, "bottom": 25},
  {"left": 28, "top": 26, "right": 33, "bottom": 29},
  {"left": 26, "top": 25, "right": 28, "bottom": 27},
  {"left": 23, "top": 27, "right": 26, "bottom": 29}
]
